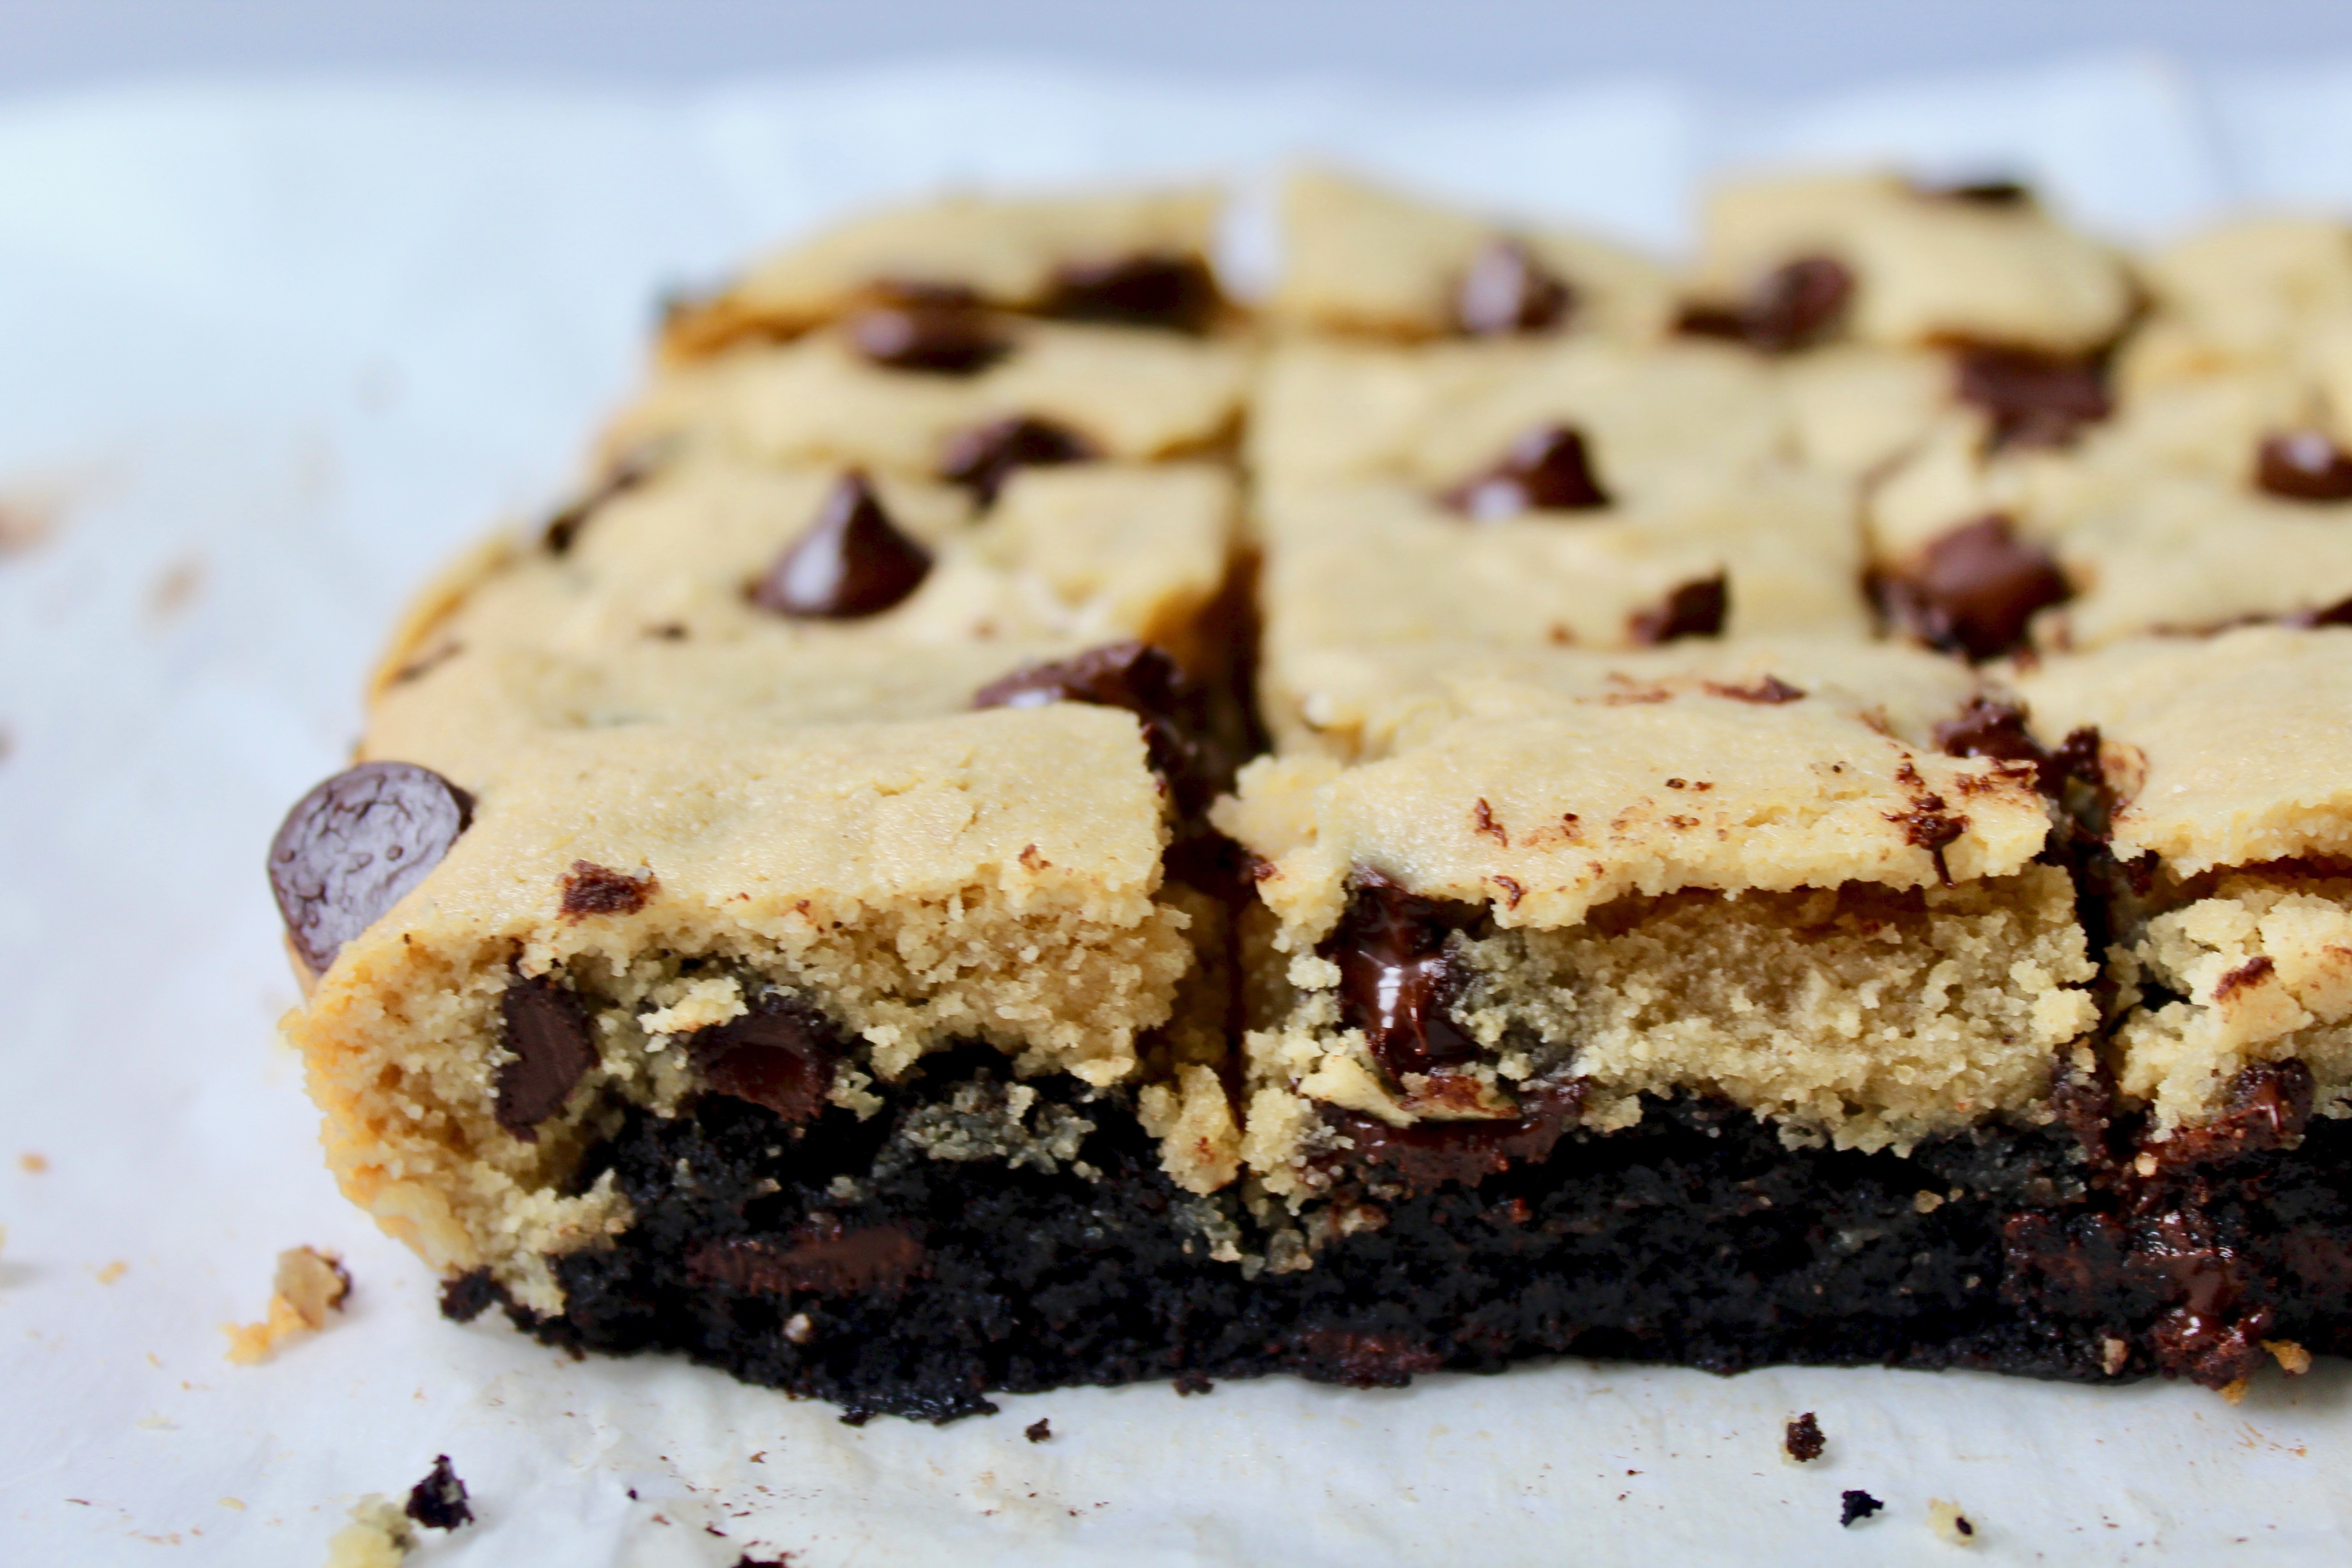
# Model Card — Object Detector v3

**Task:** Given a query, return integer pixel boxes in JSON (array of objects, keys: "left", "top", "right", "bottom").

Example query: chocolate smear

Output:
[
  {"left": 846, "top": 299, "right": 1009, "bottom": 375},
  {"left": 1042, "top": 252, "right": 1220, "bottom": 333},
  {"left": 691, "top": 1223, "right": 926, "bottom": 1296},
  {"left": 1442, "top": 425, "right": 1611, "bottom": 519},
  {"left": 1678, "top": 255, "right": 1853, "bottom": 354},
  {"left": 1630, "top": 573, "right": 1729, "bottom": 644},
  {"left": 269, "top": 761, "right": 475, "bottom": 975},
  {"left": 1886, "top": 761, "right": 1968, "bottom": 884},
  {"left": 690, "top": 995, "right": 842, "bottom": 1124},
  {"left": 494, "top": 975, "right": 597, "bottom": 1140},
  {"left": 973, "top": 641, "right": 1229, "bottom": 810},
  {"left": 1454, "top": 237, "right": 1573, "bottom": 337},
  {"left": 405, "top": 1456, "right": 474, "bottom": 1531},
  {"left": 1956, "top": 345, "right": 2112, "bottom": 450},
  {"left": 1326, "top": 870, "right": 1482, "bottom": 1078},
  {"left": 2256, "top": 431, "right": 2352, "bottom": 502},
  {"left": 751, "top": 471, "right": 931, "bottom": 619},
  {"left": 937, "top": 415, "right": 1097, "bottom": 508},
  {"left": 1873, "top": 514, "right": 2069, "bottom": 661},
  {"left": 1706, "top": 675, "right": 1805, "bottom": 704},
  {"left": 560, "top": 860, "right": 656, "bottom": 919}
]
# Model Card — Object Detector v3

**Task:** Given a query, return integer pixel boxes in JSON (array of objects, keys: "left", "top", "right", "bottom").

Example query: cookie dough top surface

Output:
[
  {"left": 1273, "top": 637, "right": 1983, "bottom": 762},
  {"left": 613, "top": 317, "right": 1250, "bottom": 471},
  {"left": 1693, "top": 170, "right": 2132, "bottom": 353},
  {"left": 2130, "top": 215, "right": 2352, "bottom": 377},
  {"left": 362, "top": 704, "right": 1171, "bottom": 961},
  {"left": 671, "top": 187, "right": 1221, "bottom": 341},
  {"left": 1250, "top": 335, "right": 1787, "bottom": 500},
  {"left": 1216, "top": 682, "right": 2053, "bottom": 944},
  {"left": 2013, "top": 626, "right": 2352, "bottom": 873},
  {"left": 1270, "top": 168, "right": 1675, "bottom": 340}
]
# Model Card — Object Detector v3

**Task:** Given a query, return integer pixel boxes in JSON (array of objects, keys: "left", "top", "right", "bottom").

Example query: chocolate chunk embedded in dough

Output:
[
  {"left": 1679, "top": 255, "right": 1854, "bottom": 354},
  {"left": 690, "top": 995, "right": 842, "bottom": 1124},
  {"left": 494, "top": 975, "right": 597, "bottom": 1140},
  {"left": 1453, "top": 237, "right": 1573, "bottom": 337},
  {"left": 1630, "top": 573, "right": 1729, "bottom": 645},
  {"left": 560, "top": 860, "right": 656, "bottom": 919},
  {"left": 268, "top": 761, "right": 475, "bottom": 975},
  {"left": 1956, "top": 345, "right": 2112, "bottom": 450},
  {"left": 2256, "top": 431, "right": 2352, "bottom": 502},
  {"left": 1327, "top": 870, "right": 1482, "bottom": 1078},
  {"left": 846, "top": 299, "right": 1009, "bottom": 375},
  {"left": 1443, "top": 424, "right": 1611, "bottom": 518},
  {"left": 937, "top": 415, "right": 1098, "bottom": 507},
  {"left": 750, "top": 471, "right": 932, "bottom": 619},
  {"left": 1042, "top": 252, "right": 1221, "bottom": 332},
  {"left": 1874, "top": 514, "right": 2070, "bottom": 661}
]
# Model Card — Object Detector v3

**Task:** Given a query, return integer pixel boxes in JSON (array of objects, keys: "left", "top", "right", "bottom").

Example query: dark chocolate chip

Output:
[
  {"left": 544, "top": 441, "right": 668, "bottom": 555},
  {"left": 690, "top": 995, "right": 842, "bottom": 1124},
  {"left": 405, "top": 1455, "right": 474, "bottom": 1531},
  {"left": 269, "top": 761, "right": 475, "bottom": 975},
  {"left": 1454, "top": 237, "right": 1573, "bottom": 337},
  {"left": 972, "top": 641, "right": 1229, "bottom": 811},
  {"left": 1784, "top": 1411, "right": 1825, "bottom": 1462},
  {"left": 437, "top": 1269, "right": 503, "bottom": 1323},
  {"left": 560, "top": 860, "right": 657, "bottom": 919},
  {"left": 2256, "top": 431, "right": 2352, "bottom": 501},
  {"left": 1840, "top": 1490, "right": 1885, "bottom": 1527},
  {"left": 750, "top": 471, "right": 932, "bottom": 620},
  {"left": 691, "top": 1223, "right": 926, "bottom": 1296},
  {"left": 1041, "top": 252, "right": 1220, "bottom": 333},
  {"left": 1925, "top": 176, "right": 2034, "bottom": 206},
  {"left": 936, "top": 415, "right": 1098, "bottom": 507},
  {"left": 494, "top": 975, "right": 597, "bottom": 1140},
  {"left": 1872, "top": 514, "right": 2070, "bottom": 661},
  {"left": 1442, "top": 425, "right": 1611, "bottom": 518},
  {"left": 1955, "top": 345, "right": 2112, "bottom": 450},
  {"left": 1326, "top": 869, "right": 1482, "bottom": 1078},
  {"left": 1705, "top": 675, "right": 1805, "bottom": 704},
  {"left": 1630, "top": 573, "right": 1729, "bottom": 645},
  {"left": 1678, "top": 255, "right": 1854, "bottom": 354},
  {"left": 846, "top": 299, "right": 1009, "bottom": 375},
  {"left": 1024, "top": 1418, "right": 1053, "bottom": 1443}
]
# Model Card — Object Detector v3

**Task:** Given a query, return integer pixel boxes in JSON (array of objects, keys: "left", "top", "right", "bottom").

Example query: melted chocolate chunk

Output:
[
  {"left": 494, "top": 975, "right": 597, "bottom": 1140},
  {"left": 1325, "top": 1081, "right": 1585, "bottom": 1195},
  {"left": 2256, "top": 431, "right": 2352, "bottom": 502},
  {"left": 1442, "top": 425, "right": 1611, "bottom": 518},
  {"left": 690, "top": 995, "right": 842, "bottom": 1124},
  {"left": 1630, "top": 573, "right": 1729, "bottom": 645},
  {"left": 2152, "top": 1059, "right": 2315, "bottom": 1170},
  {"left": 405, "top": 1455, "right": 474, "bottom": 1531},
  {"left": 268, "top": 761, "right": 475, "bottom": 975},
  {"left": 750, "top": 471, "right": 932, "bottom": 619},
  {"left": 846, "top": 299, "right": 1009, "bottom": 375},
  {"left": 1784, "top": 1411, "right": 1825, "bottom": 1462},
  {"left": 936, "top": 415, "right": 1098, "bottom": 508},
  {"left": 1678, "top": 255, "right": 1854, "bottom": 354},
  {"left": 1840, "top": 1491, "right": 1885, "bottom": 1528},
  {"left": 1042, "top": 252, "right": 1220, "bottom": 333},
  {"left": 1934, "top": 696, "right": 2071, "bottom": 796},
  {"left": 1873, "top": 514, "right": 2070, "bottom": 661},
  {"left": 1955, "top": 346, "right": 2112, "bottom": 450},
  {"left": 972, "top": 641, "right": 1229, "bottom": 810},
  {"left": 1454, "top": 237, "right": 1573, "bottom": 337},
  {"left": 691, "top": 1223, "right": 926, "bottom": 1296},
  {"left": 1326, "top": 871, "right": 1482, "bottom": 1078},
  {"left": 560, "top": 860, "right": 656, "bottom": 919}
]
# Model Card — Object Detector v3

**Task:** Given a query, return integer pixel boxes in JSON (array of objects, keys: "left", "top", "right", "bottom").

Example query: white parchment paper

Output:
[{"left": 5, "top": 53, "right": 2352, "bottom": 1567}]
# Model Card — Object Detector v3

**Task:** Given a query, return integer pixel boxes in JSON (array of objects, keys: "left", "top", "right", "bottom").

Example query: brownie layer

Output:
[{"left": 451, "top": 1045, "right": 2352, "bottom": 1421}]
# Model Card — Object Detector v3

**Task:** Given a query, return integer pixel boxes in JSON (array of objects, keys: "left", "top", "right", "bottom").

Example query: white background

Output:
[{"left": 7, "top": 44, "right": 2352, "bottom": 1568}]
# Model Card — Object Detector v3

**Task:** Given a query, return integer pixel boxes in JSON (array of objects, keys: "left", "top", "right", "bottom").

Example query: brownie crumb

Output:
[
  {"left": 1025, "top": 1418, "right": 1053, "bottom": 1443},
  {"left": 1173, "top": 1371, "right": 1215, "bottom": 1396},
  {"left": 1927, "top": 1498, "right": 1977, "bottom": 1544},
  {"left": 1840, "top": 1490, "right": 1884, "bottom": 1527},
  {"left": 438, "top": 1269, "right": 502, "bottom": 1323},
  {"left": 1784, "top": 1411, "right": 1825, "bottom": 1462},
  {"left": 732, "top": 1553, "right": 795, "bottom": 1568},
  {"left": 404, "top": 1455, "right": 474, "bottom": 1531}
]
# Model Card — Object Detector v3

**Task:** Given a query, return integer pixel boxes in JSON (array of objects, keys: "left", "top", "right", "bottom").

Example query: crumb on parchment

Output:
[
  {"left": 225, "top": 1246, "right": 351, "bottom": 1365},
  {"left": 323, "top": 1496, "right": 413, "bottom": 1568},
  {"left": 1927, "top": 1497, "right": 1978, "bottom": 1544},
  {"left": 1783, "top": 1411, "right": 1824, "bottom": 1462}
]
